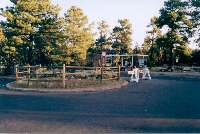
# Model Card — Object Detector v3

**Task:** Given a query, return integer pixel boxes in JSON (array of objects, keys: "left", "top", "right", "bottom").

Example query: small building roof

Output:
[{"left": 105, "top": 54, "right": 148, "bottom": 57}]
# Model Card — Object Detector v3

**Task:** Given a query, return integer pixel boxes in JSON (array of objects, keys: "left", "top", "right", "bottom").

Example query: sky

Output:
[
  {"left": 52, "top": 0, "right": 165, "bottom": 46},
  {"left": 0, "top": 0, "right": 164, "bottom": 47}
]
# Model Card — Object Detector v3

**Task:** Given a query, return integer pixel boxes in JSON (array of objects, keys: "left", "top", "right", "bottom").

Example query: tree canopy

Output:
[
  {"left": 59, "top": 6, "right": 95, "bottom": 65},
  {"left": 143, "top": 0, "right": 198, "bottom": 67},
  {"left": 0, "top": 0, "right": 199, "bottom": 73},
  {"left": 0, "top": 0, "right": 61, "bottom": 71},
  {"left": 112, "top": 19, "right": 132, "bottom": 55}
]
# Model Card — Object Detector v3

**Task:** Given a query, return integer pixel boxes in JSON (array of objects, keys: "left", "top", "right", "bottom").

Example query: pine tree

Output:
[
  {"left": 156, "top": 0, "right": 192, "bottom": 66},
  {"left": 112, "top": 19, "right": 132, "bottom": 55},
  {"left": 95, "top": 20, "right": 111, "bottom": 52},
  {"left": 59, "top": 6, "right": 94, "bottom": 65},
  {"left": 143, "top": 17, "right": 162, "bottom": 66},
  {"left": 189, "top": 0, "right": 200, "bottom": 46},
  {"left": 0, "top": 0, "right": 61, "bottom": 68}
]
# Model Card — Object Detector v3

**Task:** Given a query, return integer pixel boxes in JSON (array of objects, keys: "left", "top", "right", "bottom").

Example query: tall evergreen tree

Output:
[
  {"left": 112, "top": 19, "right": 132, "bottom": 55},
  {"left": 87, "top": 20, "right": 111, "bottom": 66},
  {"left": 0, "top": 25, "right": 10, "bottom": 70},
  {"left": 156, "top": 0, "right": 192, "bottom": 66},
  {"left": 0, "top": 0, "right": 61, "bottom": 71},
  {"left": 59, "top": 6, "right": 94, "bottom": 65},
  {"left": 95, "top": 20, "right": 111, "bottom": 52},
  {"left": 143, "top": 17, "right": 162, "bottom": 66},
  {"left": 111, "top": 19, "right": 132, "bottom": 64},
  {"left": 189, "top": 0, "right": 200, "bottom": 46}
]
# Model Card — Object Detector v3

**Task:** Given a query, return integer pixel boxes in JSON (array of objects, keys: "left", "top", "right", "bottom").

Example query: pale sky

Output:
[
  {"left": 0, "top": 0, "right": 164, "bottom": 46},
  {"left": 53, "top": 0, "right": 164, "bottom": 46}
]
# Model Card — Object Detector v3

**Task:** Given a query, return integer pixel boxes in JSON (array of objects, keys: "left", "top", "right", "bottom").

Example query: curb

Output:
[
  {"left": 151, "top": 71, "right": 200, "bottom": 76},
  {"left": 6, "top": 80, "right": 129, "bottom": 93}
]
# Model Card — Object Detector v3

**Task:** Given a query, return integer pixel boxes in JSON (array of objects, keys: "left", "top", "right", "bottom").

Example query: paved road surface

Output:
[{"left": 0, "top": 73, "right": 200, "bottom": 133}]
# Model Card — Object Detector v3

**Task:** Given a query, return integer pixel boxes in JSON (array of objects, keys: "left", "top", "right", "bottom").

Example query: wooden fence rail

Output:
[{"left": 15, "top": 65, "right": 121, "bottom": 87}]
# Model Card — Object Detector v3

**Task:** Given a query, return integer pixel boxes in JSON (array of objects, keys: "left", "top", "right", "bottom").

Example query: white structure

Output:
[
  {"left": 105, "top": 54, "right": 148, "bottom": 67},
  {"left": 128, "top": 66, "right": 151, "bottom": 83},
  {"left": 142, "top": 66, "right": 151, "bottom": 80},
  {"left": 105, "top": 54, "right": 151, "bottom": 82},
  {"left": 128, "top": 68, "right": 139, "bottom": 83}
]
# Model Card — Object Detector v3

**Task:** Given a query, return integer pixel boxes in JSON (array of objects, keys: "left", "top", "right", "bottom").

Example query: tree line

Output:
[
  {"left": 0, "top": 0, "right": 199, "bottom": 74},
  {"left": 142, "top": 0, "right": 200, "bottom": 67}
]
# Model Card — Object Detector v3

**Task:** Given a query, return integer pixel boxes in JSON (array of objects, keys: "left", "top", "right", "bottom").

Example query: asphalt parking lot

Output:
[{"left": 0, "top": 73, "right": 200, "bottom": 133}]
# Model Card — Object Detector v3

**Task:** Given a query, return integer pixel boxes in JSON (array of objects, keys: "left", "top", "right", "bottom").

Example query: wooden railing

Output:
[{"left": 15, "top": 64, "right": 121, "bottom": 83}]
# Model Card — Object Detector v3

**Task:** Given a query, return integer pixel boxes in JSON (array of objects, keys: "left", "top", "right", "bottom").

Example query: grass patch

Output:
[{"left": 14, "top": 79, "right": 124, "bottom": 90}]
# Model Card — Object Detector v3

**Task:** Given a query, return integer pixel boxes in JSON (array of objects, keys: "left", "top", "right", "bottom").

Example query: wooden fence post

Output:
[
  {"left": 36, "top": 64, "right": 41, "bottom": 79},
  {"left": 63, "top": 64, "right": 66, "bottom": 88},
  {"left": 15, "top": 65, "right": 19, "bottom": 81},
  {"left": 101, "top": 67, "right": 103, "bottom": 82},
  {"left": 28, "top": 64, "right": 31, "bottom": 80},
  {"left": 95, "top": 67, "right": 97, "bottom": 80},
  {"left": 118, "top": 65, "right": 121, "bottom": 80},
  {"left": 27, "top": 64, "right": 31, "bottom": 87}
]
